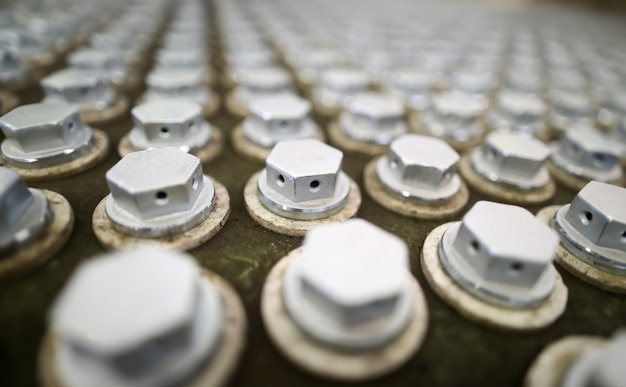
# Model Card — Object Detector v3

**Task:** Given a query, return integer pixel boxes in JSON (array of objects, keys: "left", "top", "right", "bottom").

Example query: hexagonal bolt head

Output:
[
  {"left": 564, "top": 181, "right": 626, "bottom": 250},
  {"left": 0, "top": 103, "right": 88, "bottom": 154},
  {"left": 233, "top": 67, "right": 291, "bottom": 92},
  {"left": 50, "top": 248, "right": 203, "bottom": 378},
  {"left": 68, "top": 49, "right": 124, "bottom": 70},
  {"left": 382, "top": 68, "right": 436, "bottom": 93},
  {"left": 146, "top": 67, "right": 206, "bottom": 93},
  {"left": 495, "top": 90, "right": 546, "bottom": 123},
  {"left": 556, "top": 128, "right": 621, "bottom": 171},
  {"left": 344, "top": 93, "right": 405, "bottom": 132},
  {"left": 131, "top": 100, "right": 204, "bottom": 144},
  {"left": 452, "top": 201, "right": 559, "bottom": 288},
  {"left": 549, "top": 89, "right": 592, "bottom": 116},
  {"left": 265, "top": 139, "right": 343, "bottom": 203},
  {"left": 319, "top": 68, "right": 369, "bottom": 92},
  {"left": 298, "top": 219, "right": 410, "bottom": 327},
  {"left": 431, "top": 90, "right": 485, "bottom": 125},
  {"left": 481, "top": 131, "right": 550, "bottom": 179},
  {"left": 0, "top": 167, "right": 34, "bottom": 232},
  {"left": 41, "top": 68, "right": 111, "bottom": 104},
  {"left": 106, "top": 148, "right": 205, "bottom": 220},
  {"left": 248, "top": 94, "right": 311, "bottom": 135},
  {"left": 386, "top": 134, "right": 459, "bottom": 190}
]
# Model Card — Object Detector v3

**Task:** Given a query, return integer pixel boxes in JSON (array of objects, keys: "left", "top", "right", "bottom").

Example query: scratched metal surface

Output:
[{"left": 1, "top": 10, "right": 626, "bottom": 387}]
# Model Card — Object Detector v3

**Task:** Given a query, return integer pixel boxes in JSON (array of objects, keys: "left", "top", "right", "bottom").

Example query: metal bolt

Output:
[
  {"left": 440, "top": 201, "right": 559, "bottom": 307},
  {"left": 470, "top": 131, "right": 551, "bottom": 190},
  {"left": 50, "top": 247, "right": 223, "bottom": 385},
  {"left": 377, "top": 134, "right": 461, "bottom": 201},
  {"left": 421, "top": 90, "right": 486, "bottom": 142},
  {"left": 550, "top": 126, "right": 623, "bottom": 183},
  {"left": 562, "top": 332, "right": 626, "bottom": 387},
  {"left": 68, "top": 48, "right": 131, "bottom": 88},
  {"left": 313, "top": 68, "right": 370, "bottom": 109},
  {"left": 105, "top": 147, "right": 215, "bottom": 237},
  {"left": 257, "top": 139, "right": 350, "bottom": 220},
  {"left": 0, "top": 167, "right": 51, "bottom": 255},
  {"left": 0, "top": 49, "right": 28, "bottom": 85},
  {"left": 450, "top": 69, "right": 498, "bottom": 96},
  {"left": 129, "top": 100, "right": 211, "bottom": 153},
  {"left": 231, "top": 67, "right": 293, "bottom": 108},
  {"left": 0, "top": 102, "right": 94, "bottom": 168},
  {"left": 553, "top": 181, "right": 626, "bottom": 275},
  {"left": 242, "top": 94, "right": 318, "bottom": 148},
  {"left": 487, "top": 90, "right": 546, "bottom": 137},
  {"left": 155, "top": 48, "right": 207, "bottom": 68},
  {"left": 145, "top": 67, "right": 213, "bottom": 106},
  {"left": 381, "top": 68, "right": 436, "bottom": 111},
  {"left": 41, "top": 68, "right": 116, "bottom": 112},
  {"left": 505, "top": 69, "right": 543, "bottom": 94},
  {"left": 282, "top": 219, "right": 414, "bottom": 349},
  {"left": 338, "top": 92, "right": 407, "bottom": 145}
]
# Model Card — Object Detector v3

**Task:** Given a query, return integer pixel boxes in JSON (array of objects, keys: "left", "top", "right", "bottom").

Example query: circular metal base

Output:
[
  {"left": 92, "top": 178, "right": 230, "bottom": 251},
  {"left": 0, "top": 190, "right": 74, "bottom": 282},
  {"left": 261, "top": 248, "right": 428, "bottom": 381},
  {"left": 363, "top": 158, "right": 469, "bottom": 219},
  {"left": 421, "top": 222, "right": 568, "bottom": 331},
  {"left": 39, "top": 269, "right": 247, "bottom": 387},
  {"left": 537, "top": 205, "right": 626, "bottom": 294},
  {"left": 459, "top": 153, "right": 556, "bottom": 205},
  {"left": 244, "top": 171, "right": 361, "bottom": 236},
  {"left": 2, "top": 129, "right": 110, "bottom": 182}
]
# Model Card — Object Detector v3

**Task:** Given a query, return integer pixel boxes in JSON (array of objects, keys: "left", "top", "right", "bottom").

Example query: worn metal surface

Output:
[{"left": 1, "top": 13, "right": 626, "bottom": 387}]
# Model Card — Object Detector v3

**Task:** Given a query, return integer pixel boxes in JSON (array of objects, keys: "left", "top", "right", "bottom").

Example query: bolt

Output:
[
  {"left": 488, "top": 89, "right": 546, "bottom": 137},
  {"left": 562, "top": 332, "right": 626, "bottom": 387},
  {"left": 257, "top": 139, "right": 350, "bottom": 220},
  {"left": 242, "top": 94, "right": 317, "bottom": 148},
  {"left": 450, "top": 69, "right": 498, "bottom": 95},
  {"left": 105, "top": 148, "right": 215, "bottom": 237},
  {"left": 471, "top": 131, "right": 551, "bottom": 189},
  {"left": 440, "top": 201, "right": 559, "bottom": 307},
  {"left": 283, "top": 219, "right": 414, "bottom": 349},
  {"left": 145, "top": 67, "right": 212, "bottom": 105},
  {"left": 41, "top": 68, "right": 115, "bottom": 112},
  {"left": 50, "top": 247, "right": 223, "bottom": 384},
  {"left": 0, "top": 102, "right": 94, "bottom": 168},
  {"left": 0, "top": 167, "right": 51, "bottom": 255},
  {"left": 422, "top": 90, "right": 486, "bottom": 142},
  {"left": 129, "top": 100, "right": 211, "bottom": 153},
  {"left": 377, "top": 134, "right": 461, "bottom": 201},
  {"left": 313, "top": 68, "right": 370, "bottom": 109}
]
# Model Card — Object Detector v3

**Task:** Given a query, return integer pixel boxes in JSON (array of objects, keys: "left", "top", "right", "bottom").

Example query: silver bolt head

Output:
[
  {"left": 68, "top": 49, "right": 123, "bottom": 70},
  {"left": 452, "top": 201, "right": 559, "bottom": 288},
  {"left": 41, "top": 68, "right": 109, "bottom": 102},
  {"left": 249, "top": 94, "right": 311, "bottom": 132},
  {"left": 131, "top": 100, "right": 203, "bottom": 144},
  {"left": 319, "top": 68, "right": 370, "bottom": 91},
  {"left": 482, "top": 131, "right": 550, "bottom": 179},
  {"left": 558, "top": 127, "right": 621, "bottom": 171},
  {"left": 298, "top": 219, "right": 410, "bottom": 327},
  {"left": 0, "top": 167, "right": 35, "bottom": 233},
  {"left": 106, "top": 148, "right": 204, "bottom": 220},
  {"left": 147, "top": 67, "right": 206, "bottom": 91},
  {"left": 432, "top": 90, "right": 485, "bottom": 120},
  {"left": 387, "top": 134, "right": 459, "bottom": 190},
  {"left": 265, "top": 139, "right": 343, "bottom": 203},
  {"left": 233, "top": 67, "right": 291, "bottom": 91},
  {"left": 565, "top": 181, "right": 626, "bottom": 250},
  {"left": 496, "top": 90, "right": 546, "bottom": 122},
  {"left": 0, "top": 103, "right": 87, "bottom": 154},
  {"left": 345, "top": 92, "right": 405, "bottom": 129},
  {"left": 50, "top": 248, "right": 206, "bottom": 375}
]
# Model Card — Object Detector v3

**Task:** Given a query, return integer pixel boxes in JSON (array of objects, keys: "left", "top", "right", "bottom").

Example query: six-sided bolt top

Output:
[
  {"left": 452, "top": 201, "right": 559, "bottom": 287},
  {"left": 387, "top": 134, "right": 459, "bottom": 189},
  {"left": 265, "top": 139, "right": 343, "bottom": 203},
  {"left": 249, "top": 94, "right": 311, "bottom": 124},
  {"left": 384, "top": 68, "right": 436, "bottom": 91},
  {"left": 41, "top": 67, "right": 106, "bottom": 93},
  {"left": 0, "top": 167, "right": 34, "bottom": 230},
  {"left": 320, "top": 68, "right": 369, "bottom": 91},
  {"left": 233, "top": 67, "right": 291, "bottom": 90},
  {"left": 559, "top": 127, "right": 621, "bottom": 170},
  {"left": 106, "top": 147, "right": 204, "bottom": 220},
  {"left": 346, "top": 93, "right": 405, "bottom": 121},
  {"left": 0, "top": 102, "right": 85, "bottom": 153},
  {"left": 565, "top": 181, "right": 626, "bottom": 250},
  {"left": 297, "top": 219, "right": 409, "bottom": 325},
  {"left": 131, "top": 100, "right": 203, "bottom": 143},
  {"left": 496, "top": 90, "right": 546, "bottom": 120},
  {"left": 147, "top": 67, "right": 205, "bottom": 89},
  {"left": 483, "top": 131, "right": 550, "bottom": 179},
  {"left": 432, "top": 90, "right": 485, "bottom": 119},
  {"left": 51, "top": 248, "right": 199, "bottom": 355}
]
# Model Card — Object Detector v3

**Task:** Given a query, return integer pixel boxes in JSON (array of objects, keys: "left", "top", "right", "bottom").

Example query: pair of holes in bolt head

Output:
[
  {"left": 276, "top": 174, "right": 321, "bottom": 192},
  {"left": 468, "top": 239, "right": 525, "bottom": 274},
  {"left": 580, "top": 210, "right": 626, "bottom": 243}
]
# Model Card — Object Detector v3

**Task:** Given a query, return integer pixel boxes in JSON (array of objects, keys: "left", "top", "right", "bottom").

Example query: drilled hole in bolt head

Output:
[
  {"left": 309, "top": 180, "right": 320, "bottom": 192},
  {"left": 67, "top": 121, "right": 75, "bottom": 131},
  {"left": 510, "top": 262, "right": 524, "bottom": 272},
  {"left": 192, "top": 177, "right": 199, "bottom": 190},
  {"left": 469, "top": 240, "right": 480, "bottom": 254},
  {"left": 277, "top": 174, "right": 285, "bottom": 186},
  {"left": 155, "top": 191, "right": 169, "bottom": 205},
  {"left": 159, "top": 126, "right": 170, "bottom": 138},
  {"left": 580, "top": 211, "right": 593, "bottom": 225}
]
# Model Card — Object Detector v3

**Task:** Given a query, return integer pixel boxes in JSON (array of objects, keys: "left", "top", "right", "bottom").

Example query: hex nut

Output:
[
  {"left": 470, "top": 131, "right": 551, "bottom": 190},
  {"left": 553, "top": 181, "right": 626, "bottom": 275},
  {"left": 338, "top": 93, "right": 407, "bottom": 145},
  {"left": 105, "top": 147, "right": 216, "bottom": 237},
  {"left": 0, "top": 103, "right": 94, "bottom": 168},
  {"left": 440, "top": 201, "right": 559, "bottom": 307},
  {"left": 282, "top": 219, "right": 414, "bottom": 349},
  {"left": 487, "top": 90, "right": 546, "bottom": 137},
  {"left": 550, "top": 126, "right": 623, "bottom": 183},
  {"left": 421, "top": 90, "right": 486, "bottom": 142},
  {"left": 129, "top": 100, "right": 211, "bottom": 152},
  {"left": 242, "top": 94, "right": 318, "bottom": 148},
  {"left": 562, "top": 333, "right": 626, "bottom": 387},
  {"left": 377, "top": 134, "right": 461, "bottom": 201},
  {"left": 381, "top": 68, "right": 435, "bottom": 111},
  {"left": 0, "top": 167, "right": 51, "bottom": 255},
  {"left": 41, "top": 68, "right": 116, "bottom": 112},
  {"left": 231, "top": 68, "right": 293, "bottom": 109},
  {"left": 257, "top": 139, "right": 351, "bottom": 220},
  {"left": 50, "top": 248, "right": 223, "bottom": 386}
]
